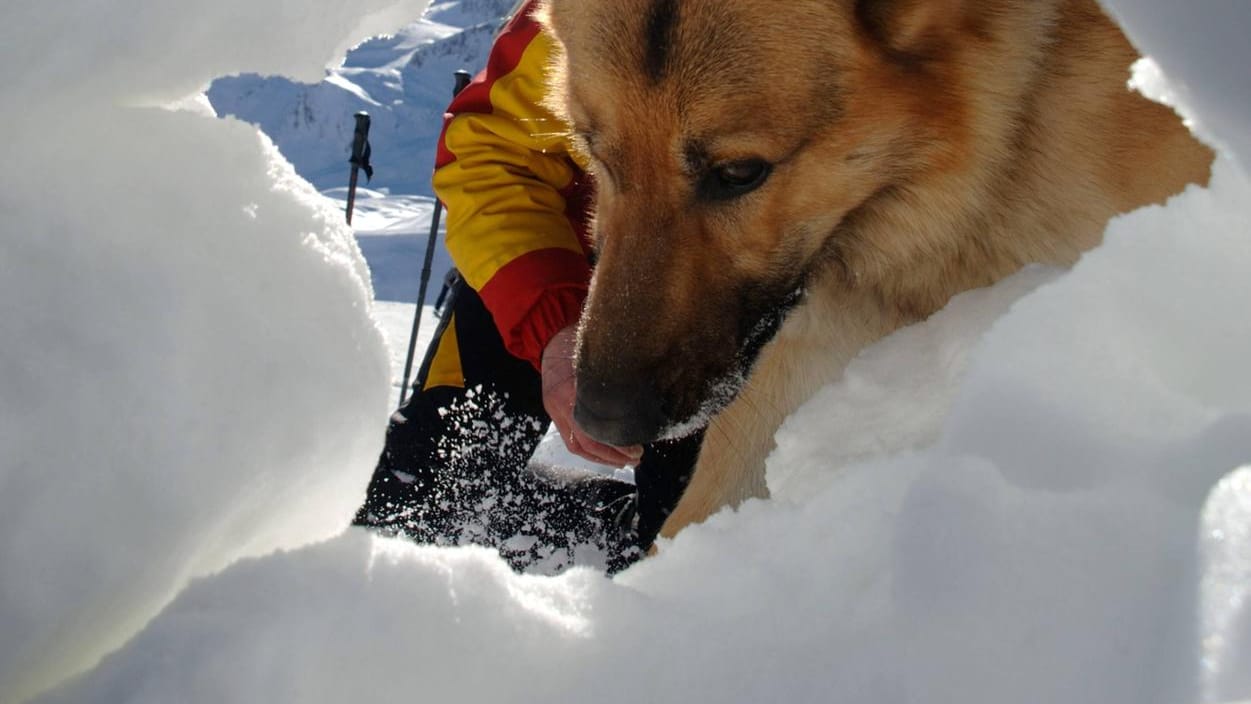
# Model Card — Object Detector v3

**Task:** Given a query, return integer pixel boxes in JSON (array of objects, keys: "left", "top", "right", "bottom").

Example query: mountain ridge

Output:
[{"left": 207, "top": 0, "right": 515, "bottom": 195}]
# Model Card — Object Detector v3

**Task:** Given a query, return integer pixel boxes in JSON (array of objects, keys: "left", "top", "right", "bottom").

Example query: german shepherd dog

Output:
[{"left": 536, "top": 0, "right": 1212, "bottom": 539}]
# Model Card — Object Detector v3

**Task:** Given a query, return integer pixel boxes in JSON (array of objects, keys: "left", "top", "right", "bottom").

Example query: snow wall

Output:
[
  {"left": 3, "top": 1, "right": 1251, "bottom": 703},
  {"left": 0, "top": 1, "right": 429, "bottom": 702}
]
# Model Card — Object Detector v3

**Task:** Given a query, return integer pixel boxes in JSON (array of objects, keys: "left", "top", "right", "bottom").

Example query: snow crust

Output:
[
  {"left": 0, "top": 0, "right": 428, "bottom": 702},
  {"left": 3, "top": 1, "right": 1250, "bottom": 704}
]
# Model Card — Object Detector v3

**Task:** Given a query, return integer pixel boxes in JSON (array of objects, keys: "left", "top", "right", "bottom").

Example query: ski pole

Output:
[
  {"left": 398, "top": 69, "right": 474, "bottom": 408},
  {"left": 345, "top": 111, "right": 373, "bottom": 225}
]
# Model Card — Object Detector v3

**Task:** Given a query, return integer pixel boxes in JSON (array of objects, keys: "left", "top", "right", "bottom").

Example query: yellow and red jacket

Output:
[{"left": 433, "top": 0, "right": 593, "bottom": 370}]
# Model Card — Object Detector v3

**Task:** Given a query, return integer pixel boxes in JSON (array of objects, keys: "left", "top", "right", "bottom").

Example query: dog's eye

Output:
[{"left": 702, "top": 159, "right": 773, "bottom": 201}]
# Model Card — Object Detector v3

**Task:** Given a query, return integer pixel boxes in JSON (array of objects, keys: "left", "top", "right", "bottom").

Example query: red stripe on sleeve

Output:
[
  {"left": 435, "top": 1, "right": 544, "bottom": 169},
  {"left": 478, "top": 248, "right": 591, "bottom": 369}
]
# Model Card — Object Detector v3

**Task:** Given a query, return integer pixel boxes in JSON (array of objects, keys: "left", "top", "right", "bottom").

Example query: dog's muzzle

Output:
[{"left": 574, "top": 377, "right": 668, "bottom": 447}]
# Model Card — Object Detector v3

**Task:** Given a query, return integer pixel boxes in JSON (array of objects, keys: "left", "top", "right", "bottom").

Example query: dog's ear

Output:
[{"left": 855, "top": 0, "right": 968, "bottom": 57}]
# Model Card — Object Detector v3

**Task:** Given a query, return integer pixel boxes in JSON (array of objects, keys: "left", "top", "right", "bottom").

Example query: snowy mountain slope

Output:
[
  {"left": 207, "top": 0, "right": 510, "bottom": 319},
  {"left": 207, "top": 0, "right": 515, "bottom": 195}
]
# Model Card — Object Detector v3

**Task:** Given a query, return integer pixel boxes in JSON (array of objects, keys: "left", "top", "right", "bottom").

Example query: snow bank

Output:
[
  {"left": 0, "top": 0, "right": 428, "bottom": 702},
  {"left": 10, "top": 2, "right": 1251, "bottom": 704},
  {"left": 37, "top": 154, "right": 1251, "bottom": 702}
]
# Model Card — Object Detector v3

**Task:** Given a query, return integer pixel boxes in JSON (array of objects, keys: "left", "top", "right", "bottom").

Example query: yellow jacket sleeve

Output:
[{"left": 432, "top": 1, "right": 593, "bottom": 369}]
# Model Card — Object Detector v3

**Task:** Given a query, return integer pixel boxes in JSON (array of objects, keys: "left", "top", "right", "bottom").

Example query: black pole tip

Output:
[{"left": 453, "top": 69, "right": 473, "bottom": 96}]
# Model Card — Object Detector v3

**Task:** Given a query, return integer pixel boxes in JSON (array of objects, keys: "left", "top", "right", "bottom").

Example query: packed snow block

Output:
[
  {"left": 768, "top": 267, "right": 1059, "bottom": 502},
  {"left": 0, "top": 0, "right": 430, "bottom": 702},
  {"left": 903, "top": 156, "right": 1251, "bottom": 703},
  {"left": 892, "top": 458, "right": 1203, "bottom": 703},
  {"left": 0, "top": 112, "right": 387, "bottom": 704}
]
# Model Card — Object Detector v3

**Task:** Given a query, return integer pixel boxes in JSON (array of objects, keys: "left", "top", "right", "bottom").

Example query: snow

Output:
[
  {"left": 207, "top": 0, "right": 515, "bottom": 195},
  {"left": 0, "top": 0, "right": 429, "bottom": 702},
  {"left": 2, "top": 2, "right": 1250, "bottom": 704},
  {"left": 335, "top": 189, "right": 453, "bottom": 303},
  {"left": 1099, "top": 2, "right": 1251, "bottom": 172}
]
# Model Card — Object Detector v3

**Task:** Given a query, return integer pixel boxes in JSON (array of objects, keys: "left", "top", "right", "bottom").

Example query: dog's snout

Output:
[{"left": 574, "top": 377, "right": 667, "bottom": 447}]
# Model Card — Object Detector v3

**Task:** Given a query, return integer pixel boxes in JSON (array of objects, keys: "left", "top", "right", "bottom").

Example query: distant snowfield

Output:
[
  {"left": 329, "top": 188, "right": 453, "bottom": 303},
  {"left": 2, "top": 2, "right": 1250, "bottom": 704}
]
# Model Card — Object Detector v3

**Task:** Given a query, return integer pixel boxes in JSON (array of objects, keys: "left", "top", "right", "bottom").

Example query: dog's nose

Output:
[{"left": 574, "top": 377, "right": 667, "bottom": 447}]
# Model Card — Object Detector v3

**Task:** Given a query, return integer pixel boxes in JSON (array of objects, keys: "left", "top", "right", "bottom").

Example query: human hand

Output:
[{"left": 541, "top": 324, "right": 644, "bottom": 467}]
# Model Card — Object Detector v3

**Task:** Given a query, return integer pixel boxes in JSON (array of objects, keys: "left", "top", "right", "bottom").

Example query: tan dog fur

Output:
[{"left": 536, "top": 0, "right": 1212, "bottom": 539}]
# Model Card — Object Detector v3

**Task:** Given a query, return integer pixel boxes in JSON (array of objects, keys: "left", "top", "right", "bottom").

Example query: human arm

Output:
[
  {"left": 433, "top": 2, "right": 592, "bottom": 370},
  {"left": 434, "top": 5, "right": 639, "bottom": 465}
]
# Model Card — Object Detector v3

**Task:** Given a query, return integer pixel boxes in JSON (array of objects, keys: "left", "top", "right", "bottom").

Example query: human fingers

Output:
[
  {"left": 567, "top": 422, "right": 643, "bottom": 467},
  {"left": 541, "top": 323, "right": 643, "bottom": 466}
]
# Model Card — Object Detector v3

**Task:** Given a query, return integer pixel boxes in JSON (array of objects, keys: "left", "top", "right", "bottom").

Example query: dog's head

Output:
[{"left": 537, "top": 0, "right": 1032, "bottom": 445}]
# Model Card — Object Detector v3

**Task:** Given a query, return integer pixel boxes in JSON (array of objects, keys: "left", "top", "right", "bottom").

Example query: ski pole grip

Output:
[
  {"left": 453, "top": 70, "right": 472, "bottom": 97},
  {"left": 350, "top": 111, "right": 371, "bottom": 165}
]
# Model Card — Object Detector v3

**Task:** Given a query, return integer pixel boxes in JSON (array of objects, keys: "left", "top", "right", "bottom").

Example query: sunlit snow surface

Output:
[
  {"left": 1201, "top": 467, "right": 1251, "bottom": 701},
  {"left": 2, "top": 1, "right": 1250, "bottom": 703},
  {"left": 0, "top": 0, "right": 430, "bottom": 702}
]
